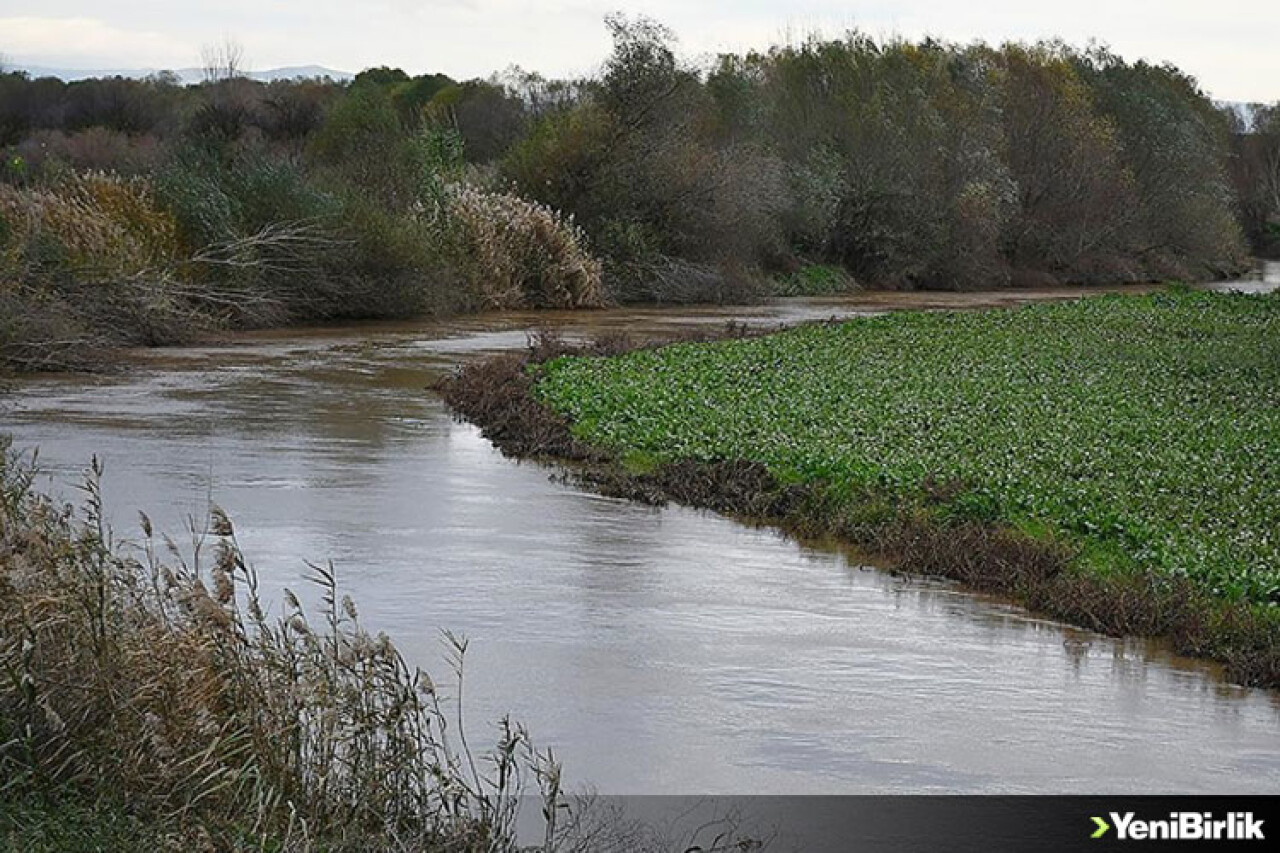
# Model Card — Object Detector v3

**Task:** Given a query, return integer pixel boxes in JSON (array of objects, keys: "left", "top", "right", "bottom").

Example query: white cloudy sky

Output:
[{"left": 1, "top": 0, "right": 1276, "bottom": 102}]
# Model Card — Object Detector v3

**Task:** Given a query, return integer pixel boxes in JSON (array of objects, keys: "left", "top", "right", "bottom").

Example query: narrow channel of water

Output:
[{"left": 2, "top": 270, "right": 1277, "bottom": 793}]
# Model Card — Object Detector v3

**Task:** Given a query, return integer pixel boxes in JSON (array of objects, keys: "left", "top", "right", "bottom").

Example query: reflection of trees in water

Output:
[{"left": 185, "top": 353, "right": 444, "bottom": 456}]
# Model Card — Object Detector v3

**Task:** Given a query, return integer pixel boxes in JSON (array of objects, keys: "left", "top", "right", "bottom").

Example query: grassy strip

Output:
[
  {"left": 1, "top": 792, "right": 170, "bottom": 852},
  {"left": 439, "top": 293, "right": 1280, "bottom": 687}
]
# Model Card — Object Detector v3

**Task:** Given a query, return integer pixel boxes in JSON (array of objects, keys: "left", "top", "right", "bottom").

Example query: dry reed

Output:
[
  {"left": 0, "top": 442, "right": 564, "bottom": 850},
  {"left": 444, "top": 185, "right": 604, "bottom": 310}
]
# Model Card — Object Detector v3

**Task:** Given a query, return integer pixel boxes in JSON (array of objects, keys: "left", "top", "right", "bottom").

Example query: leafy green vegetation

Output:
[
  {"left": 536, "top": 291, "right": 1280, "bottom": 608},
  {"left": 771, "top": 264, "right": 858, "bottom": 296}
]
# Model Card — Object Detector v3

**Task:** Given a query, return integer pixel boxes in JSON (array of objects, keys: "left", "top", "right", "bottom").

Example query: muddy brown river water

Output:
[{"left": 3, "top": 268, "right": 1278, "bottom": 793}]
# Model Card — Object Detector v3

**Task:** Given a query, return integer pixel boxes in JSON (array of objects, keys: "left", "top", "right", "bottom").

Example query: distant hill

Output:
[{"left": 11, "top": 64, "right": 354, "bottom": 84}]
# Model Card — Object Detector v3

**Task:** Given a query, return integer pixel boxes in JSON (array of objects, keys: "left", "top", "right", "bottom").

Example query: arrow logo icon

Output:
[{"left": 1091, "top": 816, "right": 1111, "bottom": 839}]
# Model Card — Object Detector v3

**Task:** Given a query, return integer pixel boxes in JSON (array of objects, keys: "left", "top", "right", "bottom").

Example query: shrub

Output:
[
  {"left": 778, "top": 147, "right": 847, "bottom": 258},
  {"left": 605, "top": 255, "right": 767, "bottom": 305},
  {"left": 0, "top": 171, "right": 177, "bottom": 280},
  {"left": 153, "top": 149, "right": 239, "bottom": 250},
  {"left": 445, "top": 184, "right": 604, "bottom": 309},
  {"left": 772, "top": 263, "right": 858, "bottom": 296},
  {"left": 308, "top": 83, "right": 433, "bottom": 210},
  {"left": 500, "top": 104, "right": 614, "bottom": 225},
  {"left": 14, "top": 128, "right": 166, "bottom": 176},
  {"left": 154, "top": 149, "right": 357, "bottom": 324},
  {"left": 316, "top": 191, "right": 467, "bottom": 319}
]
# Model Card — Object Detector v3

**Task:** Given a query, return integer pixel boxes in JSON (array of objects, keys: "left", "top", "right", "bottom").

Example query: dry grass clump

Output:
[
  {"left": 0, "top": 443, "right": 564, "bottom": 850},
  {"left": 0, "top": 172, "right": 192, "bottom": 370},
  {"left": 0, "top": 172, "right": 178, "bottom": 280},
  {"left": 445, "top": 185, "right": 604, "bottom": 310}
]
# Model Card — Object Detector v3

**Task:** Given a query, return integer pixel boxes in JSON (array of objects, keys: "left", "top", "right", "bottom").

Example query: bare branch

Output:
[
  {"left": 185, "top": 219, "right": 348, "bottom": 273},
  {"left": 201, "top": 36, "right": 248, "bottom": 83}
]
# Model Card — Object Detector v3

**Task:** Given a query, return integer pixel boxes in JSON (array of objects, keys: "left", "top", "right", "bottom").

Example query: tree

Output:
[
  {"left": 1256, "top": 107, "right": 1280, "bottom": 232},
  {"left": 202, "top": 36, "right": 247, "bottom": 83},
  {"left": 994, "top": 43, "right": 1137, "bottom": 280},
  {"left": 1231, "top": 104, "right": 1280, "bottom": 255},
  {"left": 353, "top": 66, "right": 410, "bottom": 87},
  {"left": 1079, "top": 49, "right": 1246, "bottom": 277},
  {"left": 599, "top": 13, "right": 683, "bottom": 123},
  {"left": 438, "top": 81, "right": 527, "bottom": 163}
]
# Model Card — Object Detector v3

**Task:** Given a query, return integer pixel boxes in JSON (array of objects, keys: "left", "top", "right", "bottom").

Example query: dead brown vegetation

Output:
[{"left": 0, "top": 447, "right": 566, "bottom": 850}]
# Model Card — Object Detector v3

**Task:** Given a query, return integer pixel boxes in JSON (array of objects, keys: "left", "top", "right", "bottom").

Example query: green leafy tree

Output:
[
  {"left": 993, "top": 43, "right": 1136, "bottom": 281},
  {"left": 1079, "top": 49, "right": 1247, "bottom": 277}
]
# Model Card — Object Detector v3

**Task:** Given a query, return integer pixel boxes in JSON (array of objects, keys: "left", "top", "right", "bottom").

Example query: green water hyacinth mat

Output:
[{"left": 535, "top": 290, "right": 1280, "bottom": 609}]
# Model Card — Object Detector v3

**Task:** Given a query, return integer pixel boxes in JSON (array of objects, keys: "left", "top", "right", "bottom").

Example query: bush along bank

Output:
[
  {"left": 438, "top": 291, "right": 1280, "bottom": 688},
  {"left": 0, "top": 145, "right": 604, "bottom": 373}
]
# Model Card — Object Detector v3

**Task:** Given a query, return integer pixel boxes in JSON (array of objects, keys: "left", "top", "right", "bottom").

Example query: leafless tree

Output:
[{"left": 201, "top": 36, "right": 247, "bottom": 83}]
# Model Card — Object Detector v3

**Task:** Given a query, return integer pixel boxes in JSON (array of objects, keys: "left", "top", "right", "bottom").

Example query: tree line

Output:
[{"left": 1, "top": 17, "right": 1276, "bottom": 369}]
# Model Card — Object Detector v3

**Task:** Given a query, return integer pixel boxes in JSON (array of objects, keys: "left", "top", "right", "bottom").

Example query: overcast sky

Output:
[{"left": 1, "top": 0, "right": 1276, "bottom": 102}]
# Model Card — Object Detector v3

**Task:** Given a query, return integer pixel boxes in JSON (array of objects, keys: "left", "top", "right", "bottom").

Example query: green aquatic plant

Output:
[{"left": 536, "top": 291, "right": 1280, "bottom": 609}]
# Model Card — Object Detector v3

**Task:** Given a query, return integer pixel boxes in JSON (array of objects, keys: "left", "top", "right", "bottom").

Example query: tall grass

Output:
[
  {"left": 446, "top": 184, "right": 604, "bottom": 309},
  {"left": 0, "top": 172, "right": 199, "bottom": 369},
  {"left": 0, "top": 171, "right": 178, "bottom": 278},
  {"left": 0, "top": 440, "right": 563, "bottom": 850}
]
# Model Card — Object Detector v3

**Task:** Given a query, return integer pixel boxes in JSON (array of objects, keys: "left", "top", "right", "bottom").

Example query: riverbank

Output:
[
  {"left": 3, "top": 29, "right": 1266, "bottom": 380},
  {"left": 440, "top": 289, "right": 1280, "bottom": 688}
]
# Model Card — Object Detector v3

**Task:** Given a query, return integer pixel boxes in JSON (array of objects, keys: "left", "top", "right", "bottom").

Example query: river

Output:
[{"left": 2, "top": 268, "right": 1278, "bottom": 794}]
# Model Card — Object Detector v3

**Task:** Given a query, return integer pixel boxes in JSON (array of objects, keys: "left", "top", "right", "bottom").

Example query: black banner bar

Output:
[{"left": 516, "top": 796, "right": 1278, "bottom": 852}]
